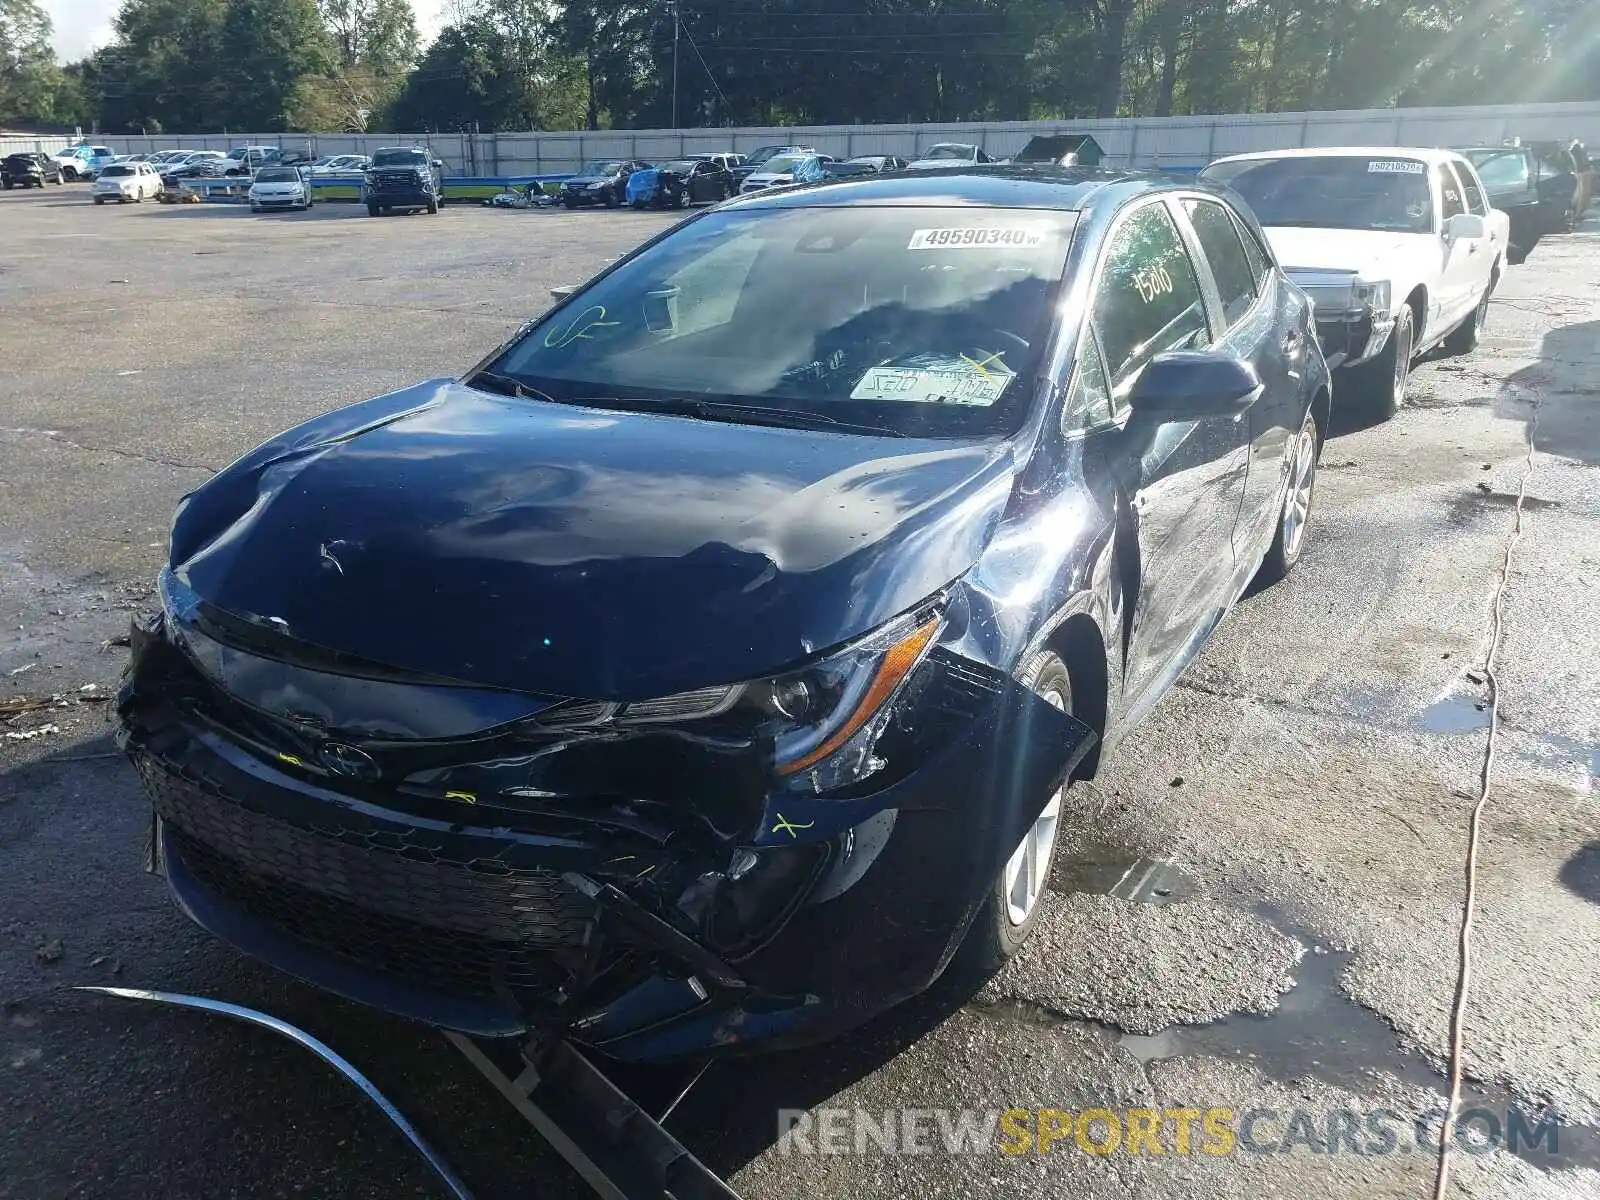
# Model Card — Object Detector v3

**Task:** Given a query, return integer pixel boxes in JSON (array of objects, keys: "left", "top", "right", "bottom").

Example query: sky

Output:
[{"left": 39, "top": 0, "right": 449, "bottom": 63}]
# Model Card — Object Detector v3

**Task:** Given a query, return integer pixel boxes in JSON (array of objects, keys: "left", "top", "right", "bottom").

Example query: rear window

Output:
[
  {"left": 1465, "top": 150, "right": 1531, "bottom": 191},
  {"left": 486, "top": 205, "right": 1078, "bottom": 439}
]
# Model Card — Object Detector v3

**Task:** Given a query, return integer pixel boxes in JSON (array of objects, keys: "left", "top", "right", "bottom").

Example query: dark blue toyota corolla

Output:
[{"left": 118, "top": 167, "right": 1329, "bottom": 1061}]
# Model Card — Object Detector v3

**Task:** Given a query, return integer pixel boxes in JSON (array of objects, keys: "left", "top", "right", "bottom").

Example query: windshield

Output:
[
  {"left": 1203, "top": 156, "right": 1434, "bottom": 233},
  {"left": 482, "top": 206, "right": 1076, "bottom": 439},
  {"left": 100, "top": 165, "right": 134, "bottom": 177},
  {"left": 580, "top": 160, "right": 623, "bottom": 175},
  {"left": 922, "top": 145, "right": 973, "bottom": 160},
  {"left": 1464, "top": 150, "right": 1530, "bottom": 191},
  {"left": 372, "top": 150, "right": 427, "bottom": 167},
  {"left": 254, "top": 168, "right": 299, "bottom": 182},
  {"left": 4, "top": 155, "right": 34, "bottom": 165},
  {"left": 660, "top": 161, "right": 696, "bottom": 173},
  {"left": 746, "top": 147, "right": 786, "bottom": 165},
  {"left": 762, "top": 155, "right": 806, "bottom": 174}
]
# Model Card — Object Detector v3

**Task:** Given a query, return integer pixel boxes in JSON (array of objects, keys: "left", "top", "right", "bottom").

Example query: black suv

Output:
[
  {"left": 2, "top": 152, "right": 63, "bottom": 189},
  {"left": 362, "top": 147, "right": 445, "bottom": 216}
]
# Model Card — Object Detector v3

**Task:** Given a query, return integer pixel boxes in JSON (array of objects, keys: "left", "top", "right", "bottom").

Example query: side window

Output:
[
  {"left": 1182, "top": 198, "right": 1258, "bottom": 326},
  {"left": 1451, "top": 162, "right": 1486, "bottom": 215},
  {"left": 1436, "top": 164, "right": 1465, "bottom": 220},
  {"left": 1231, "top": 212, "right": 1272, "bottom": 291},
  {"left": 1092, "top": 201, "right": 1212, "bottom": 386},
  {"left": 1061, "top": 328, "right": 1116, "bottom": 434}
]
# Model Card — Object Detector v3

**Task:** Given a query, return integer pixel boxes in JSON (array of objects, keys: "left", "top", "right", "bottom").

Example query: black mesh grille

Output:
[{"left": 135, "top": 754, "right": 597, "bottom": 998}]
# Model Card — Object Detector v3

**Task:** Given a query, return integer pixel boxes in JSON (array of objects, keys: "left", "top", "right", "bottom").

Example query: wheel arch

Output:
[
  {"left": 1309, "top": 384, "right": 1331, "bottom": 445},
  {"left": 1043, "top": 612, "right": 1110, "bottom": 780},
  {"left": 1402, "top": 284, "right": 1428, "bottom": 345}
]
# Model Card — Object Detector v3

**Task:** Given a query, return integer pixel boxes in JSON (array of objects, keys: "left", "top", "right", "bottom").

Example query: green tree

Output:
[
  {"left": 219, "top": 0, "right": 335, "bottom": 129},
  {"left": 319, "top": 0, "right": 417, "bottom": 78},
  {"left": 0, "top": 0, "right": 59, "bottom": 123}
]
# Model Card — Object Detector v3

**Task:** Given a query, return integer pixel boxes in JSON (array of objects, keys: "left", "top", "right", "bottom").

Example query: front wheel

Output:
[
  {"left": 62, "top": 167, "right": 77, "bottom": 181},
  {"left": 602, "top": 189, "right": 618, "bottom": 208},
  {"left": 1344, "top": 305, "right": 1413, "bottom": 424},
  {"left": 955, "top": 651, "right": 1072, "bottom": 974},
  {"left": 367, "top": 202, "right": 380, "bottom": 216},
  {"left": 93, "top": 196, "right": 104, "bottom": 205}
]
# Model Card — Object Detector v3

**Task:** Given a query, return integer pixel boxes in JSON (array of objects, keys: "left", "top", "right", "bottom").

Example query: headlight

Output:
[
  {"left": 1352, "top": 278, "right": 1391, "bottom": 318},
  {"left": 536, "top": 604, "right": 945, "bottom": 794},
  {"left": 1288, "top": 270, "right": 1391, "bottom": 319},
  {"left": 586, "top": 181, "right": 606, "bottom": 190}
]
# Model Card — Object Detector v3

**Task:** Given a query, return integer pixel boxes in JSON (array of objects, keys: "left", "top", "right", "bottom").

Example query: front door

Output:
[
  {"left": 1434, "top": 162, "right": 1481, "bottom": 331},
  {"left": 1090, "top": 199, "right": 1252, "bottom": 707}
]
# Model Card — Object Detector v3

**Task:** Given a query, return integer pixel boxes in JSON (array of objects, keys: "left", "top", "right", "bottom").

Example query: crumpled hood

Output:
[
  {"left": 1263, "top": 227, "right": 1429, "bottom": 277},
  {"left": 171, "top": 380, "right": 1017, "bottom": 701}
]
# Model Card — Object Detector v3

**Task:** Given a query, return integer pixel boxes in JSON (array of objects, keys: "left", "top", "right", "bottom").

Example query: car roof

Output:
[
  {"left": 1209, "top": 145, "right": 1463, "bottom": 166},
  {"left": 723, "top": 165, "right": 1214, "bottom": 211}
]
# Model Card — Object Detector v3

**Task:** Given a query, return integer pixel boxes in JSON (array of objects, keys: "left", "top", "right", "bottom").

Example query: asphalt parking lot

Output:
[{"left": 1, "top": 185, "right": 1598, "bottom": 1200}]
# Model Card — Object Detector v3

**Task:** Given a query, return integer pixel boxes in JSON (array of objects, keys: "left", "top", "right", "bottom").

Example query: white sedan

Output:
[
  {"left": 92, "top": 163, "right": 163, "bottom": 204},
  {"left": 248, "top": 166, "right": 314, "bottom": 212},
  {"left": 311, "top": 154, "right": 370, "bottom": 176},
  {"left": 1202, "top": 146, "right": 1510, "bottom": 421}
]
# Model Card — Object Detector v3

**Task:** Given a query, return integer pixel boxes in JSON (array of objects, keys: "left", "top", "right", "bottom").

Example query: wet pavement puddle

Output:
[
  {"left": 1414, "top": 694, "right": 1493, "bottom": 735},
  {"left": 1033, "top": 852, "right": 1600, "bottom": 1172}
]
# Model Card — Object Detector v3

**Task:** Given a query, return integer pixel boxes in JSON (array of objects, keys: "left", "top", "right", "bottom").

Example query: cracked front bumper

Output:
[{"left": 118, "top": 623, "right": 1093, "bottom": 1060}]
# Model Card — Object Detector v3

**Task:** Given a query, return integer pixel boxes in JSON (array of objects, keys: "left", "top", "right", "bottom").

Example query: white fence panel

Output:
[{"left": 8, "top": 98, "right": 1597, "bottom": 176}]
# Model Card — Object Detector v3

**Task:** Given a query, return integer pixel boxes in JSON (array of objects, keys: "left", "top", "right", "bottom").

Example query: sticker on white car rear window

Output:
[
  {"left": 850, "top": 363, "right": 1014, "bottom": 406},
  {"left": 1367, "top": 160, "right": 1425, "bottom": 174},
  {"left": 907, "top": 226, "right": 1049, "bottom": 250}
]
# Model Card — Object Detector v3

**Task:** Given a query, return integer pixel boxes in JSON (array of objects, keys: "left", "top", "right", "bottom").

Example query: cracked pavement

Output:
[{"left": 1, "top": 188, "right": 1597, "bottom": 1199}]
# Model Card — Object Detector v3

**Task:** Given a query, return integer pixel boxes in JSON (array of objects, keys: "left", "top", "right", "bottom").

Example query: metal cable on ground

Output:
[{"left": 1430, "top": 383, "right": 1541, "bottom": 1200}]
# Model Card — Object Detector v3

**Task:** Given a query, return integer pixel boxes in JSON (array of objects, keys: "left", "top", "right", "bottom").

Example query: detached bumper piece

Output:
[{"left": 448, "top": 1033, "right": 742, "bottom": 1200}]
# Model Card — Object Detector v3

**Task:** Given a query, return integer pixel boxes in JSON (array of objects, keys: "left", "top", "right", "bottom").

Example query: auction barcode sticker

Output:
[
  {"left": 908, "top": 226, "right": 1050, "bottom": 250},
  {"left": 1367, "top": 159, "right": 1425, "bottom": 174}
]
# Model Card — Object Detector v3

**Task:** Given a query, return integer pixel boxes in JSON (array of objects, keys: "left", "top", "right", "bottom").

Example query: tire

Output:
[
  {"left": 367, "top": 202, "right": 380, "bottom": 216},
  {"left": 1344, "top": 305, "right": 1414, "bottom": 423},
  {"left": 602, "top": 189, "right": 618, "bottom": 208},
  {"left": 1443, "top": 270, "right": 1497, "bottom": 357},
  {"left": 1254, "top": 409, "right": 1321, "bottom": 588},
  {"left": 954, "top": 650, "right": 1073, "bottom": 975},
  {"left": 2, "top": 181, "right": 10, "bottom": 190},
  {"left": 562, "top": 196, "right": 577, "bottom": 209},
  {"left": 94, "top": 196, "right": 104, "bottom": 205},
  {"left": 63, "top": 167, "right": 77, "bottom": 182}
]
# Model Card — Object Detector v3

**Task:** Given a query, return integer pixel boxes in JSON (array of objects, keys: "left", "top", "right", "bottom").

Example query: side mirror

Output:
[
  {"left": 549, "top": 284, "right": 578, "bottom": 301},
  {"left": 1444, "top": 212, "right": 1486, "bottom": 240},
  {"left": 1128, "top": 352, "right": 1262, "bottom": 421}
]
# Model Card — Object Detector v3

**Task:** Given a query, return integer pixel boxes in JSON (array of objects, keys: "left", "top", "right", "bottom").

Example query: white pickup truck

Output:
[{"left": 1201, "top": 147, "right": 1509, "bottom": 421}]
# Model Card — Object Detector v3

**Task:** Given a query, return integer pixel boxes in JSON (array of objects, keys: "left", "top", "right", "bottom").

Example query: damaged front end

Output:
[{"left": 117, "top": 572, "right": 1094, "bottom": 1061}]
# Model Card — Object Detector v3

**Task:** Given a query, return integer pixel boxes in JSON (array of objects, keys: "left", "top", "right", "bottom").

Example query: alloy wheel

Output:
[
  {"left": 1001, "top": 685, "right": 1066, "bottom": 926},
  {"left": 1281, "top": 418, "right": 1318, "bottom": 561},
  {"left": 1391, "top": 313, "right": 1414, "bottom": 405}
]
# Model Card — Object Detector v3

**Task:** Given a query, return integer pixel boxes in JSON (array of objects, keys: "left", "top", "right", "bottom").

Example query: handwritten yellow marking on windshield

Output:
[
  {"left": 771, "top": 813, "right": 816, "bottom": 838},
  {"left": 276, "top": 753, "right": 303, "bottom": 767},
  {"left": 544, "top": 304, "right": 621, "bottom": 349},
  {"left": 445, "top": 790, "right": 478, "bottom": 804},
  {"left": 961, "top": 350, "right": 1008, "bottom": 376}
]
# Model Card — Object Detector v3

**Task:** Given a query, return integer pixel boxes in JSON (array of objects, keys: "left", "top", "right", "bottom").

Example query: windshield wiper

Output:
[
  {"left": 574, "top": 394, "right": 907, "bottom": 437},
  {"left": 466, "top": 370, "right": 562, "bottom": 405}
]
